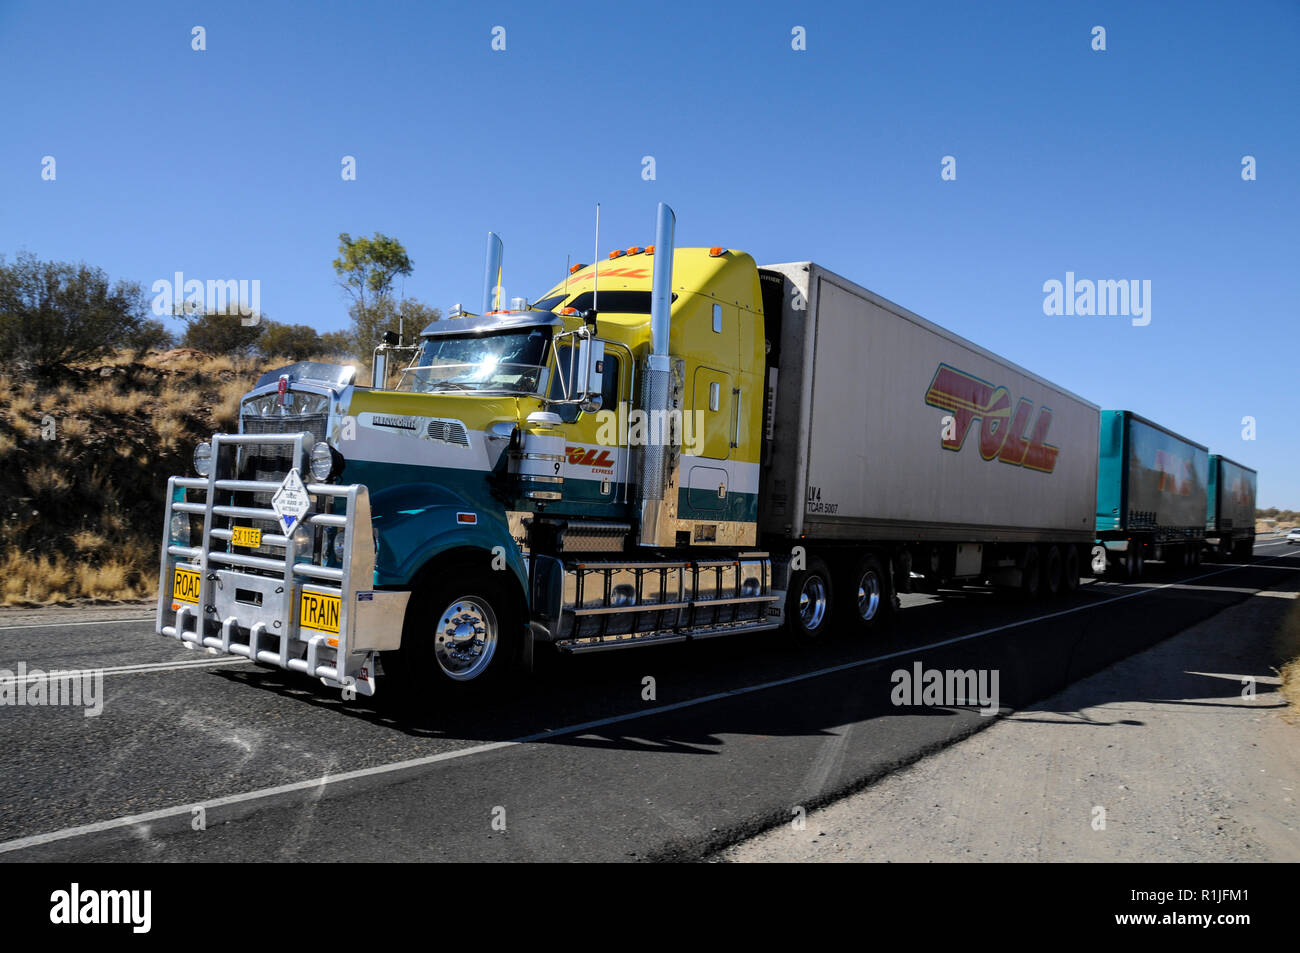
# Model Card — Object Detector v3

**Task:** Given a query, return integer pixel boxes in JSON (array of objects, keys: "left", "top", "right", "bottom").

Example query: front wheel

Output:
[{"left": 386, "top": 569, "right": 520, "bottom": 697}]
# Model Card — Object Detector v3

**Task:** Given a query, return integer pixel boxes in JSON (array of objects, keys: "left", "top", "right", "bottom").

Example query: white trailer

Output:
[{"left": 756, "top": 262, "right": 1099, "bottom": 626}]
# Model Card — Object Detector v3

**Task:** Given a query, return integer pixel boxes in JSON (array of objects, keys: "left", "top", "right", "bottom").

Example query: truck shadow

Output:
[{"left": 210, "top": 553, "right": 1296, "bottom": 757}]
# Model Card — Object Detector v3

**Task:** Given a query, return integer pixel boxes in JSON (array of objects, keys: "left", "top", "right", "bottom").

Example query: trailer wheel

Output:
[
  {"left": 1131, "top": 544, "right": 1145, "bottom": 579},
  {"left": 844, "top": 554, "right": 890, "bottom": 633},
  {"left": 386, "top": 569, "right": 520, "bottom": 696},
  {"left": 1020, "top": 546, "right": 1041, "bottom": 599},
  {"left": 1042, "top": 546, "right": 1063, "bottom": 597},
  {"left": 787, "top": 556, "right": 834, "bottom": 641},
  {"left": 1063, "top": 545, "right": 1081, "bottom": 593}
]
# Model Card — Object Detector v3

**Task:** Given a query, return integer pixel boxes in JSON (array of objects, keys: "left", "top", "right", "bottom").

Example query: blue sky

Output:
[{"left": 2, "top": 1, "right": 1296, "bottom": 504}]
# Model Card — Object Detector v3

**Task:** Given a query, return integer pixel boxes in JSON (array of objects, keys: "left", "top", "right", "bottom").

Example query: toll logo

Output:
[
  {"left": 925, "top": 363, "right": 1059, "bottom": 473},
  {"left": 565, "top": 446, "right": 616, "bottom": 469}
]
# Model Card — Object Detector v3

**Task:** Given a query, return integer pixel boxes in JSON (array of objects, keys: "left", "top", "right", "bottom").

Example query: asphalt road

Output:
[{"left": 1, "top": 536, "right": 1297, "bottom": 862}]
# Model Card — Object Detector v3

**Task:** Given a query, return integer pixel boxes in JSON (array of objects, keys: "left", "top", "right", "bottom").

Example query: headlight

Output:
[
  {"left": 333, "top": 530, "right": 346, "bottom": 562},
  {"left": 169, "top": 513, "right": 190, "bottom": 545},
  {"left": 310, "top": 442, "right": 337, "bottom": 482},
  {"left": 193, "top": 441, "right": 212, "bottom": 476}
]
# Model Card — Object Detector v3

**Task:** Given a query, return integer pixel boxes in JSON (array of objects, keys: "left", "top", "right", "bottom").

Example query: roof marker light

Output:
[
  {"left": 645, "top": 245, "right": 655, "bottom": 255},
  {"left": 709, "top": 246, "right": 726, "bottom": 257},
  {"left": 608, "top": 249, "right": 626, "bottom": 259},
  {"left": 569, "top": 263, "right": 585, "bottom": 274},
  {"left": 626, "top": 246, "right": 642, "bottom": 255}
]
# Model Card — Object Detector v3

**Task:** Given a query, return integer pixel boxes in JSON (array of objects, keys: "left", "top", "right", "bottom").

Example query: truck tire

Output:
[
  {"left": 843, "top": 554, "right": 890, "bottom": 634},
  {"left": 386, "top": 569, "right": 520, "bottom": 697},
  {"left": 1043, "top": 545, "right": 1063, "bottom": 597},
  {"left": 1020, "top": 546, "right": 1041, "bottom": 599},
  {"left": 1062, "top": 545, "right": 1080, "bottom": 592},
  {"left": 787, "top": 556, "right": 834, "bottom": 641}
]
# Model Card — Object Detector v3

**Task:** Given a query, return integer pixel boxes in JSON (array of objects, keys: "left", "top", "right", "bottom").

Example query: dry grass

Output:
[
  {"left": 1276, "top": 601, "right": 1300, "bottom": 723},
  {"left": 0, "top": 551, "right": 74, "bottom": 604},
  {"left": 8, "top": 392, "right": 36, "bottom": 420},
  {"left": 212, "top": 377, "right": 250, "bottom": 432},
  {"left": 0, "top": 547, "right": 155, "bottom": 606},
  {"left": 27, "top": 464, "right": 71, "bottom": 496},
  {"left": 71, "top": 529, "right": 108, "bottom": 553},
  {"left": 0, "top": 350, "right": 266, "bottom": 603},
  {"left": 152, "top": 413, "right": 187, "bottom": 449}
]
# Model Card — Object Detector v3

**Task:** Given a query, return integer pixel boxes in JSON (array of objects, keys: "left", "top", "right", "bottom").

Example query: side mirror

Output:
[{"left": 576, "top": 337, "right": 605, "bottom": 413}]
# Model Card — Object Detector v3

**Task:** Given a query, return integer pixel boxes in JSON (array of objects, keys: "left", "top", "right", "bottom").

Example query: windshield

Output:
[{"left": 395, "top": 328, "right": 550, "bottom": 394}]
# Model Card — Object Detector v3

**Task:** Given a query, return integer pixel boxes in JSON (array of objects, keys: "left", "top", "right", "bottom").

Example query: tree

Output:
[
  {"left": 332, "top": 233, "right": 436, "bottom": 354},
  {"left": 332, "top": 232, "right": 413, "bottom": 315},
  {"left": 257, "top": 321, "right": 322, "bottom": 361},
  {"left": 178, "top": 307, "right": 265, "bottom": 356},
  {"left": 0, "top": 252, "right": 152, "bottom": 373},
  {"left": 317, "top": 330, "right": 354, "bottom": 359},
  {"left": 123, "top": 318, "right": 174, "bottom": 358},
  {"left": 349, "top": 296, "right": 440, "bottom": 355}
]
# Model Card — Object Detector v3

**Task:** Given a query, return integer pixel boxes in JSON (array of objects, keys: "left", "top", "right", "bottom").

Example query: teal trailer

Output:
[
  {"left": 1094, "top": 410, "right": 1209, "bottom": 579},
  {"left": 1207, "top": 454, "right": 1257, "bottom": 559}
]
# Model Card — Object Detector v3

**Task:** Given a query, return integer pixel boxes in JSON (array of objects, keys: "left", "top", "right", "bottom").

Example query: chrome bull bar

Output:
[{"left": 155, "top": 431, "right": 409, "bottom": 697}]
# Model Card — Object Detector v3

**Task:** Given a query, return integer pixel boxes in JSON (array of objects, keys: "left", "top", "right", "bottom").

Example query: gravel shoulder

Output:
[{"left": 720, "top": 585, "right": 1300, "bottom": 863}]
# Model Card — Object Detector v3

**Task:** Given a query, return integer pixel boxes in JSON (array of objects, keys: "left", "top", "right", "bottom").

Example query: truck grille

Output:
[{"left": 237, "top": 412, "right": 329, "bottom": 558}]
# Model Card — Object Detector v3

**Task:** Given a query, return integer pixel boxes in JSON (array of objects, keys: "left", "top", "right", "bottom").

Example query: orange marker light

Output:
[
  {"left": 608, "top": 249, "right": 625, "bottom": 259},
  {"left": 626, "top": 246, "right": 642, "bottom": 255},
  {"left": 569, "top": 263, "right": 584, "bottom": 274},
  {"left": 561, "top": 306, "right": 579, "bottom": 315},
  {"left": 709, "top": 246, "right": 726, "bottom": 257}
]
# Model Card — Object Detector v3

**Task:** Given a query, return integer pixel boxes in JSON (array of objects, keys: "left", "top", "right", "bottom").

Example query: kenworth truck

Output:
[
  {"left": 1093, "top": 410, "right": 1210, "bottom": 579},
  {"left": 157, "top": 204, "right": 1100, "bottom": 696}
]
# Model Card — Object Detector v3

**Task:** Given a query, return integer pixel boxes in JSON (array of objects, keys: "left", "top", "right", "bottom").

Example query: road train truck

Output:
[
  {"left": 1093, "top": 410, "right": 1210, "bottom": 578},
  {"left": 156, "top": 204, "right": 1100, "bottom": 696}
]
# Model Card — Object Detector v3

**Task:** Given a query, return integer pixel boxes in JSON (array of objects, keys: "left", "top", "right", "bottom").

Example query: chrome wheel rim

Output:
[
  {"left": 798, "top": 576, "right": 828, "bottom": 631},
  {"left": 857, "top": 571, "right": 881, "bottom": 621},
  {"left": 433, "top": 595, "right": 498, "bottom": 681}
]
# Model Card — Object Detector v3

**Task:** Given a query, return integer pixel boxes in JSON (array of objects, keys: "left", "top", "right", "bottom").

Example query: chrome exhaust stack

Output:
[
  {"left": 638, "top": 202, "right": 677, "bottom": 547},
  {"left": 481, "top": 231, "right": 504, "bottom": 314}
]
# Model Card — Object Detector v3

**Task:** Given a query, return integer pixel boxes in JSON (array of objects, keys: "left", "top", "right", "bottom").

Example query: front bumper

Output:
[{"left": 156, "top": 431, "right": 410, "bottom": 697}]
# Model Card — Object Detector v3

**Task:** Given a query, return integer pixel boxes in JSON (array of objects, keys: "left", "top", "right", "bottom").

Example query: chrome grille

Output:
[{"left": 237, "top": 411, "right": 329, "bottom": 557}]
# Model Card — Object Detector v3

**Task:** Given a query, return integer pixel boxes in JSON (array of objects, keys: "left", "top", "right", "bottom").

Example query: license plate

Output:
[
  {"left": 172, "top": 567, "right": 201, "bottom": 605},
  {"left": 231, "top": 525, "right": 262, "bottom": 548},
  {"left": 300, "top": 590, "right": 341, "bottom": 634}
]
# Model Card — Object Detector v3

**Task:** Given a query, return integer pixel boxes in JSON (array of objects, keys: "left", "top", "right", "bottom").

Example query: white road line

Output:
[
  {"left": 0, "top": 617, "right": 154, "bottom": 632},
  {"left": 0, "top": 656, "right": 250, "bottom": 687},
  {"left": 1, "top": 547, "right": 1296, "bottom": 856}
]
